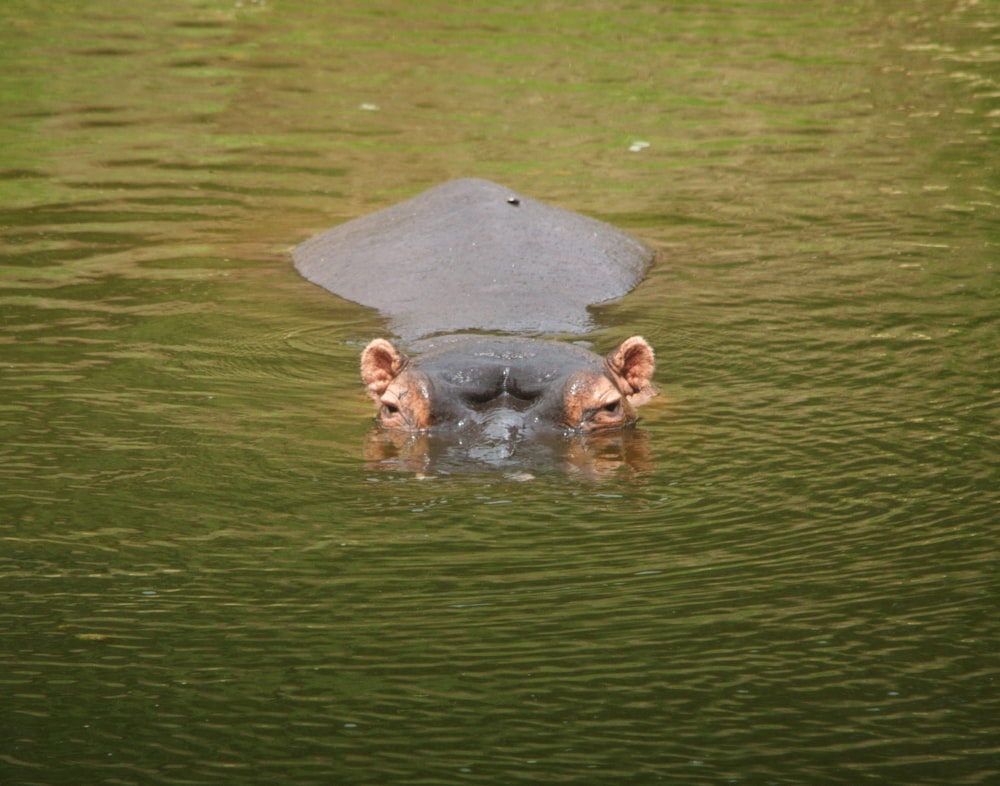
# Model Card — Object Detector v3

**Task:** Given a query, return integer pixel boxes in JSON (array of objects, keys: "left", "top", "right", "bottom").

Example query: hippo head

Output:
[{"left": 360, "top": 336, "right": 656, "bottom": 436}]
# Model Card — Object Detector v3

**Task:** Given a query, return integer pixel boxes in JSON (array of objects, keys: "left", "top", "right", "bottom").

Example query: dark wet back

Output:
[{"left": 292, "top": 179, "right": 653, "bottom": 339}]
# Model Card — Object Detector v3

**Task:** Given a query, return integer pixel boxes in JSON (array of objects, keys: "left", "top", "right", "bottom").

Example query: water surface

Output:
[{"left": 1, "top": 1, "right": 997, "bottom": 784}]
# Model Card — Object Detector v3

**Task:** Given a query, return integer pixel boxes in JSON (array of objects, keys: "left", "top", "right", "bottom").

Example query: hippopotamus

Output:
[
  {"left": 359, "top": 334, "right": 656, "bottom": 434},
  {"left": 293, "top": 178, "right": 657, "bottom": 468}
]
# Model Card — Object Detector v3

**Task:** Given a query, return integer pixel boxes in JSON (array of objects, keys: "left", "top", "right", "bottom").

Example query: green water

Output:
[{"left": 1, "top": 1, "right": 997, "bottom": 784}]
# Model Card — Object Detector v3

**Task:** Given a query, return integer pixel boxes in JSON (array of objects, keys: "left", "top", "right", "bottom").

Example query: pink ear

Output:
[
  {"left": 605, "top": 336, "right": 656, "bottom": 404},
  {"left": 361, "top": 339, "right": 408, "bottom": 398}
]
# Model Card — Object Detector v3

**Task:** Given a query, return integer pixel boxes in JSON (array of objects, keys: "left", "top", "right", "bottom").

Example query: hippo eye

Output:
[
  {"left": 595, "top": 398, "right": 622, "bottom": 417},
  {"left": 382, "top": 402, "right": 400, "bottom": 416}
]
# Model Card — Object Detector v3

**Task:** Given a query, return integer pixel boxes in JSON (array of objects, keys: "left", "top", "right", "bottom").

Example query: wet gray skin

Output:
[
  {"left": 359, "top": 336, "right": 657, "bottom": 472},
  {"left": 293, "top": 178, "right": 653, "bottom": 339},
  {"left": 359, "top": 334, "right": 656, "bottom": 434},
  {"left": 397, "top": 337, "right": 610, "bottom": 433},
  {"left": 420, "top": 341, "right": 577, "bottom": 464},
  {"left": 292, "top": 179, "right": 658, "bottom": 467}
]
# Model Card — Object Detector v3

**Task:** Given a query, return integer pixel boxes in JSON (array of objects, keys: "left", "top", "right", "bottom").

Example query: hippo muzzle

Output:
[{"left": 361, "top": 336, "right": 657, "bottom": 436}]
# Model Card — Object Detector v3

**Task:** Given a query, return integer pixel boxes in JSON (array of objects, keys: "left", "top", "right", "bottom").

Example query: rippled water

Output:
[{"left": 2, "top": 1, "right": 998, "bottom": 784}]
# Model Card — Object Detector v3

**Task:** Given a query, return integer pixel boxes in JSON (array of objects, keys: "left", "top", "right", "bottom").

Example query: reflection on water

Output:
[
  {"left": 364, "top": 424, "right": 655, "bottom": 479},
  {"left": 1, "top": 0, "right": 998, "bottom": 784}
]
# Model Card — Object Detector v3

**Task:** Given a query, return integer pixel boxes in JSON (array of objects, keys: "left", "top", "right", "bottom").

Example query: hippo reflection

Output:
[{"left": 292, "top": 178, "right": 658, "bottom": 471}]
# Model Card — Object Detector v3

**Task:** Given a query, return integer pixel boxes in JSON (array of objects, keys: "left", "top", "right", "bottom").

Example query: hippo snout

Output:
[{"left": 360, "top": 336, "right": 656, "bottom": 435}]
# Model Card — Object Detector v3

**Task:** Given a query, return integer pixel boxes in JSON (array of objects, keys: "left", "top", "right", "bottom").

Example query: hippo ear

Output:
[
  {"left": 361, "top": 339, "right": 409, "bottom": 399},
  {"left": 605, "top": 336, "right": 657, "bottom": 407}
]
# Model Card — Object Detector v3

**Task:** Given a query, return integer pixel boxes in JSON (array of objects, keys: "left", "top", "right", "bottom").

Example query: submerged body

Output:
[
  {"left": 293, "top": 178, "right": 653, "bottom": 339},
  {"left": 292, "top": 178, "right": 658, "bottom": 466}
]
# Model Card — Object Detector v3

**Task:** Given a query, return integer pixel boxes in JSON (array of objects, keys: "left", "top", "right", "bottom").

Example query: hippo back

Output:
[{"left": 292, "top": 178, "right": 652, "bottom": 340}]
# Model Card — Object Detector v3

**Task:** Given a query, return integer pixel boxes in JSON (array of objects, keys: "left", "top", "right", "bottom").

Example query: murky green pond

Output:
[{"left": 2, "top": 1, "right": 997, "bottom": 784}]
